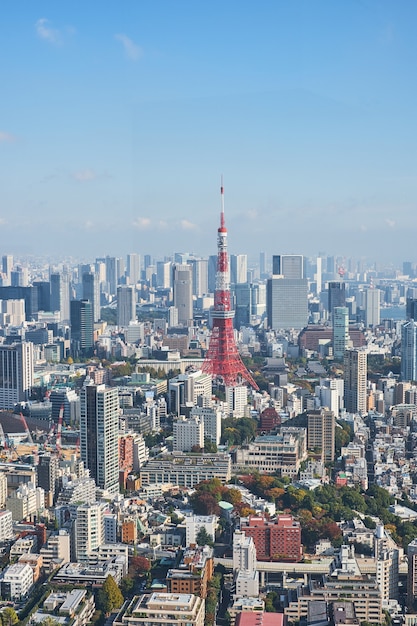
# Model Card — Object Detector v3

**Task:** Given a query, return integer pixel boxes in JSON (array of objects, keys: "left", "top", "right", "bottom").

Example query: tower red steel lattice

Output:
[{"left": 202, "top": 184, "right": 259, "bottom": 390}]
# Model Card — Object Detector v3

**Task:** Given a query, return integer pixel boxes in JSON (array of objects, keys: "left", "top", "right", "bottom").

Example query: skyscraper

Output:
[
  {"left": 344, "top": 349, "right": 367, "bottom": 414},
  {"left": 70, "top": 299, "right": 94, "bottom": 358},
  {"left": 401, "top": 320, "right": 417, "bottom": 382},
  {"left": 333, "top": 306, "right": 349, "bottom": 361},
  {"left": 267, "top": 255, "right": 308, "bottom": 330},
  {"left": 80, "top": 382, "right": 119, "bottom": 494},
  {"left": 230, "top": 254, "right": 248, "bottom": 285},
  {"left": 82, "top": 272, "right": 100, "bottom": 323},
  {"left": 50, "top": 272, "right": 70, "bottom": 322},
  {"left": 173, "top": 264, "right": 193, "bottom": 325},
  {"left": 328, "top": 281, "right": 346, "bottom": 324},
  {"left": 189, "top": 259, "right": 208, "bottom": 297},
  {"left": 0, "top": 342, "right": 34, "bottom": 409},
  {"left": 365, "top": 288, "right": 380, "bottom": 328},
  {"left": 126, "top": 253, "right": 141, "bottom": 285},
  {"left": 117, "top": 286, "right": 136, "bottom": 327}
]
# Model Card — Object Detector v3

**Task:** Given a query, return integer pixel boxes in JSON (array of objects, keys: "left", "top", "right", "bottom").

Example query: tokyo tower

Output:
[{"left": 202, "top": 183, "right": 259, "bottom": 390}]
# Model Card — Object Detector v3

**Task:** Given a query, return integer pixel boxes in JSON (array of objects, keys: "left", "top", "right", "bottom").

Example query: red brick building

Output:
[
  {"left": 240, "top": 514, "right": 302, "bottom": 562},
  {"left": 259, "top": 407, "right": 281, "bottom": 432}
]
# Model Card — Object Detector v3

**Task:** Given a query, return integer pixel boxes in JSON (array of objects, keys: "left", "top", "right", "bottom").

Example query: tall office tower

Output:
[
  {"left": 2, "top": 255, "right": 13, "bottom": 280},
  {"left": 156, "top": 261, "right": 172, "bottom": 289},
  {"left": 307, "top": 408, "right": 335, "bottom": 462},
  {"left": 95, "top": 259, "right": 106, "bottom": 286},
  {"left": 408, "top": 539, "right": 417, "bottom": 609},
  {"left": 105, "top": 256, "right": 118, "bottom": 295},
  {"left": 328, "top": 281, "right": 346, "bottom": 324},
  {"left": 230, "top": 254, "right": 248, "bottom": 285},
  {"left": 126, "top": 253, "right": 141, "bottom": 285},
  {"left": 401, "top": 320, "right": 417, "bottom": 382},
  {"left": 208, "top": 255, "right": 217, "bottom": 293},
  {"left": 202, "top": 185, "right": 258, "bottom": 389},
  {"left": 168, "top": 306, "right": 178, "bottom": 328},
  {"left": 315, "top": 256, "right": 323, "bottom": 294},
  {"left": 33, "top": 281, "right": 51, "bottom": 312},
  {"left": 406, "top": 296, "right": 417, "bottom": 320},
  {"left": 189, "top": 258, "right": 208, "bottom": 297},
  {"left": 70, "top": 299, "right": 94, "bottom": 358},
  {"left": 333, "top": 306, "right": 349, "bottom": 361},
  {"left": 267, "top": 254, "right": 308, "bottom": 330},
  {"left": 117, "top": 286, "right": 136, "bottom": 327},
  {"left": 173, "top": 264, "right": 193, "bottom": 325},
  {"left": 226, "top": 385, "right": 248, "bottom": 418},
  {"left": 272, "top": 254, "right": 303, "bottom": 278},
  {"left": 144, "top": 254, "right": 152, "bottom": 271},
  {"left": 365, "top": 288, "right": 381, "bottom": 327},
  {"left": 0, "top": 342, "right": 34, "bottom": 409},
  {"left": 344, "top": 349, "right": 367, "bottom": 414},
  {"left": 80, "top": 382, "right": 119, "bottom": 494},
  {"left": 233, "top": 283, "right": 252, "bottom": 329},
  {"left": 82, "top": 272, "right": 100, "bottom": 323},
  {"left": 50, "top": 272, "right": 70, "bottom": 322},
  {"left": 0, "top": 299, "right": 25, "bottom": 326},
  {"left": 116, "top": 257, "right": 125, "bottom": 283},
  {"left": 259, "top": 252, "right": 266, "bottom": 278},
  {"left": 11, "top": 266, "right": 28, "bottom": 287},
  {"left": 74, "top": 503, "right": 104, "bottom": 562},
  {"left": 403, "top": 261, "right": 414, "bottom": 277}
]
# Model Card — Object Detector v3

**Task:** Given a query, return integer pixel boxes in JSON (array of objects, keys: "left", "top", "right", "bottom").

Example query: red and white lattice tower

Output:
[{"left": 202, "top": 183, "right": 259, "bottom": 390}]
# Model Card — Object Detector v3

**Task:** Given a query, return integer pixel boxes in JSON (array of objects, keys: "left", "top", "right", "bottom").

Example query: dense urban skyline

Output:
[{"left": 1, "top": 2, "right": 417, "bottom": 261}]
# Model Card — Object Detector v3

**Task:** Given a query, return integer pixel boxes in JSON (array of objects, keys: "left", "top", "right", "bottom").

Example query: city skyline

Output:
[{"left": 1, "top": 2, "right": 417, "bottom": 261}]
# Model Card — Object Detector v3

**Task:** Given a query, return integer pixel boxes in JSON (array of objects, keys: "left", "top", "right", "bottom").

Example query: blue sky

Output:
[{"left": 1, "top": 1, "right": 416, "bottom": 263}]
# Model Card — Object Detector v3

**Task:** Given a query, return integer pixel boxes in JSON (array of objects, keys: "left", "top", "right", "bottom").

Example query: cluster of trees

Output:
[
  {"left": 220, "top": 417, "right": 257, "bottom": 446},
  {"left": 191, "top": 478, "right": 243, "bottom": 516},
  {"left": 239, "top": 474, "right": 416, "bottom": 551},
  {"left": 96, "top": 575, "right": 124, "bottom": 615}
]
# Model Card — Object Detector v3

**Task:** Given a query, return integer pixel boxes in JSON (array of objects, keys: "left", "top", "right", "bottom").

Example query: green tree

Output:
[
  {"left": 97, "top": 575, "right": 124, "bottom": 615},
  {"left": 34, "top": 618, "right": 59, "bottom": 626},
  {"left": 196, "top": 526, "right": 214, "bottom": 547},
  {"left": 0, "top": 609, "right": 19, "bottom": 626},
  {"left": 204, "top": 439, "right": 218, "bottom": 453}
]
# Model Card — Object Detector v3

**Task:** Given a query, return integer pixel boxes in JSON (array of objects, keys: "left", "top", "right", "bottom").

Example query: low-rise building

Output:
[
  {"left": 0, "top": 562, "right": 33, "bottom": 599},
  {"left": 31, "top": 589, "right": 95, "bottom": 626},
  {"left": 167, "top": 545, "right": 214, "bottom": 598},
  {"left": 114, "top": 592, "right": 205, "bottom": 626},
  {"left": 240, "top": 515, "right": 302, "bottom": 562},
  {"left": 140, "top": 452, "right": 232, "bottom": 488},
  {"left": 234, "top": 429, "right": 307, "bottom": 476}
]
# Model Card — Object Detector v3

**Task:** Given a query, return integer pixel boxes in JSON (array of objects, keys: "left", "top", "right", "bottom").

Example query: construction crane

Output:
[{"left": 20, "top": 414, "right": 33, "bottom": 445}]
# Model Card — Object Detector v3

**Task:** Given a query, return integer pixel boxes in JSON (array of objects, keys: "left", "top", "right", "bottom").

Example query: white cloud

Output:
[
  {"left": 114, "top": 34, "right": 142, "bottom": 61},
  {"left": 133, "top": 217, "right": 151, "bottom": 230},
  {"left": 0, "top": 131, "right": 16, "bottom": 143},
  {"left": 385, "top": 218, "right": 395, "bottom": 228},
  {"left": 36, "top": 18, "right": 61, "bottom": 44},
  {"left": 83, "top": 220, "right": 94, "bottom": 230},
  {"left": 72, "top": 169, "right": 97, "bottom": 182},
  {"left": 0, "top": 218, "right": 6, "bottom": 225},
  {"left": 181, "top": 219, "right": 198, "bottom": 231}
]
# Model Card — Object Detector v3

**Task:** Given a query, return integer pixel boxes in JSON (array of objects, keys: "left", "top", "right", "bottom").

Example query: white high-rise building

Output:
[
  {"left": 190, "top": 406, "right": 222, "bottom": 447},
  {"left": 80, "top": 382, "right": 119, "bottom": 494},
  {"left": 173, "top": 416, "right": 204, "bottom": 452},
  {"left": 226, "top": 386, "right": 248, "bottom": 418},
  {"left": 0, "top": 299, "right": 25, "bottom": 326},
  {"left": 365, "top": 288, "right": 381, "bottom": 328},
  {"left": 127, "top": 253, "right": 141, "bottom": 285},
  {"left": 0, "top": 341, "right": 34, "bottom": 409},
  {"left": 173, "top": 264, "right": 193, "bottom": 325},
  {"left": 0, "top": 510, "right": 13, "bottom": 542},
  {"left": 156, "top": 261, "right": 172, "bottom": 289},
  {"left": 74, "top": 503, "right": 104, "bottom": 562},
  {"left": 233, "top": 530, "right": 257, "bottom": 572},
  {"left": 230, "top": 254, "right": 248, "bottom": 285},
  {"left": 333, "top": 306, "right": 349, "bottom": 361}
]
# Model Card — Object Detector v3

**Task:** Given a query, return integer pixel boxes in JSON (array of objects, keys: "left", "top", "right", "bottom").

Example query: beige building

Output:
[
  {"left": 114, "top": 593, "right": 205, "bottom": 626},
  {"left": 307, "top": 408, "right": 335, "bottom": 462},
  {"left": 140, "top": 452, "right": 231, "bottom": 488},
  {"left": 234, "top": 428, "right": 307, "bottom": 476}
]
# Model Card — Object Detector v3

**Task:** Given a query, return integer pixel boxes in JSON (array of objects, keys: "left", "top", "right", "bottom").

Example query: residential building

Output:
[
  {"left": 401, "top": 320, "right": 417, "bottom": 382},
  {"left": 74, "top": 503, "right": 104, "bottom": 563},
  {"left": 173, "top": 416, "right": 204, "bottom": 452},
  {"left": 333, "top": 306, "right": 349, "bottom": 361},
  {"left": 166, "top": 545, "right": 214, "bottom": 598},
  {"left": 307, "top": 409, "right": 335, "bottom": 462},
  {"left": 233, "top": 530, "right": 257, "bottom": 572},
  {"left": 80, "top": 382, "right": 119, "bottom": 494},
  {"left": 50, "top": 387, "right": 80, "bottom": 426},
  {"left": 344, "top": 349, "right": 367, "bottom": 414},
  {"left": 31, "top": 589, "right": 95, "bottom": 626},
  {"left": 0, "top": 562, "right": 33, "bottom": 599},
  {"left": 0, "top": 510, "right": 13, "bottom": 542},
  {"left": 190, "top": 406, "right": 222, "bottom": 446},
  {"left": 240, "top": 514, "right": 302, "bottom": 562},
  {"left": 226, "top": 386, "right": 248, "bottom": 418},
  {"left": 185, "top": 515, "right": 217, "bottom": 545},
  {"left": 6, "top": 483, "right": 44, "bottom": 521}
]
